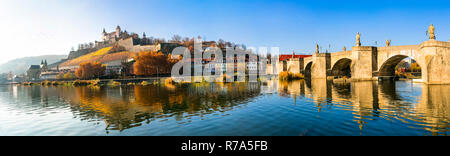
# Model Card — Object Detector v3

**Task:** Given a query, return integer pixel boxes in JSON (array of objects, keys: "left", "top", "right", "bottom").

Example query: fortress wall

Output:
[
  {"left": 130, "top": 45, "right": 160, "bottom": 52},
  {"left": 117, "top": 37, "right": 134, "bottom": 50}
]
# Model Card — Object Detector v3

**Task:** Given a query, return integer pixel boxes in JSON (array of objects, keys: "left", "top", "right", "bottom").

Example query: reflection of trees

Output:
[{"left": 59, "top": 83, "right": 261, "bottom": 133}]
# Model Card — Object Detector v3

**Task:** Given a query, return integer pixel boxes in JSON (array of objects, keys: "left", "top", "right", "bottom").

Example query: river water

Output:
[{"left": 0, "top": 80, "right": 448, "bottom": 136}]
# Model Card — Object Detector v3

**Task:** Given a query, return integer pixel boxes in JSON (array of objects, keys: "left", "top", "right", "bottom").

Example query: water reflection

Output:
[
  {"left": 277, "top": 80, "right": 449, "bottom": 135},
  {"left": 1, "top": 79, "right": 448, "bottom": 135},
  {"left": 21, "top": 83, "right": 262, "bottom": 133}
]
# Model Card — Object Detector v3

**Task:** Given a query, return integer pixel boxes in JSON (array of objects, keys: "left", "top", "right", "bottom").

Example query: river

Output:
[{"left": 0, "top": 80, "right": 448, "bottom": 136}]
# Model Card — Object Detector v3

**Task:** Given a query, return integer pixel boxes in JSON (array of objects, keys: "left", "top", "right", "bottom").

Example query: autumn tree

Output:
[
  {"left": 410, "top": 62, "right": 421, "bottom": 72},
  {"left": 75, "top": 62, "right": 106, "bottom": 79},
  {"left": 133, "top": 51, "right": 180, "bottom": 76},
  {"left": 64, "top": 72, "right": 76, "bottom": 80},
  {"left": 56, "top": 73, "right": 64, "bottom": 80}
]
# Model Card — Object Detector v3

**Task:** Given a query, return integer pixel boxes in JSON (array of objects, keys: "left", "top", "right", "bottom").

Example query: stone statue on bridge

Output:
[
  {"left": 428, "top": 24, "right": 436, "bottom": 40},
  {"left": 356, "top": 32, "right": 361, "bottom": 46},
  {"left": 343, "top": 46, "right": 347, "bottom": 51},
  {"left": 386, "top": 40, "right": 391, "bottom": 47}
]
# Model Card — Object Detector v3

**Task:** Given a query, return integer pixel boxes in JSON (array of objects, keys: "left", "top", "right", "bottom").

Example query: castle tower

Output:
[
  {"left": 102, "top": 28, "right": 107, "bottom": 40},
  {"left": 116, "top": 25, "right": 121, "bottom": 38}
]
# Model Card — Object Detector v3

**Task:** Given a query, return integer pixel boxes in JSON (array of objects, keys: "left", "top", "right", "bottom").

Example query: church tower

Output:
[{"left": 40, "top": 60, "right": 48, "bottom": 72}]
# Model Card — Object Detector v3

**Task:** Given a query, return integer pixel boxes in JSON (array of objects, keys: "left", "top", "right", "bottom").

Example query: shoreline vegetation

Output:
[
  {"left": 20, "top": 75, "right": 276, "bottom": 87},
  {"left": 20, "top": 72, "right": 422, "bottom": 87},
  {"left": 279, "top": 71, "right": 304, "bottom": 81}
]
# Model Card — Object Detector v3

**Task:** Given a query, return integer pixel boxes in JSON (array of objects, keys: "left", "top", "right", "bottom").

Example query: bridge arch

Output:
[
  {"left": 304, "top": 62, "right": 313, "bottom": 78},
  {"left": 378, "top": 55, "right": 423, "bottom": 78},
  {"left": 282, "top": 60, "right": 287, "bottom": 71},
  {"left": 331, "top": 58, "right": 352, "bottom": 77}
]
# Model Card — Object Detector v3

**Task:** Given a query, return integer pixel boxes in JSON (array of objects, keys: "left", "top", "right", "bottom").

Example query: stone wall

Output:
[{"left": 130, "top": 45, "right": 160, "bottom": 52}]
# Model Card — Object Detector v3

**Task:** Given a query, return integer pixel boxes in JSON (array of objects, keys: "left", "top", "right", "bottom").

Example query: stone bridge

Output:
[{"left": 285, "top": 30, "right": 450, "bottom": 84}]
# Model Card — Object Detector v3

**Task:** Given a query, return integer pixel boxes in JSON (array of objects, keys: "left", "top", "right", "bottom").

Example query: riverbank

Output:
[
  {"left": 21, "top": 77, "right": 172, "bottom": 86},
  {"left": 20, "top": 75, "right": 280, "bottom": 87}
]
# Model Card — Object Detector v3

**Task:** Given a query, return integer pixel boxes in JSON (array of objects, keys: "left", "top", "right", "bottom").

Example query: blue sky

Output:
[{"left": 0, "top": 0, "right": 450, "bottom": 63}]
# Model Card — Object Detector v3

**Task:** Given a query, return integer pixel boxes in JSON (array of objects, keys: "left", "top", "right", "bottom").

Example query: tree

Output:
[
  {"left": 133, "top": 51, "right": 180, "bottom": 76},
  {"left": 171, "top": 35, "right": 182, "bottom": 43},
  {"left": 56, "top": 73, "right": 64, "bottom": 80},
  {"left": 218, "top": 39, "right": 225, "bottom": 49},
  {"left": 410, "top": 62, "right": 421, "bottom": 72},
  {"left": 75, "top": 62, "right": 106, "bottom": 79},
  {"left": 63, "top": 72, "right": 76, "bottom": 80}
]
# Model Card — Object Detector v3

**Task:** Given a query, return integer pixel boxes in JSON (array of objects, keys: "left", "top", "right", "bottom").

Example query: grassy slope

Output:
[{"left": 60, "top": 47, "right": 138, "bottom": 67}]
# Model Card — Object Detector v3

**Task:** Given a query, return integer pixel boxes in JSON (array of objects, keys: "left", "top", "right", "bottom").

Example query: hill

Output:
[
  {"left": 59, "top": 47, "right": 138, "bottom": 67},
  {"left": 0, "top": 55, "right": 67, "bottom": 74}
]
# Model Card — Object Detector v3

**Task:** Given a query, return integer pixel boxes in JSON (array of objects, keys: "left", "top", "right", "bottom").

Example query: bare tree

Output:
[
  {"left": 218, "top": 39, "right": 225, "bottom": 48},
  {"left": 172, "top": 35, "right": 182, "bottom": 43}
]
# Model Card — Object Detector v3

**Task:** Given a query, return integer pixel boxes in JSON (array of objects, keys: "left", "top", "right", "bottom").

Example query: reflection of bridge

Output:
[
  {"left": 273, "top": 79, "right": 450, "bottom": 135},
  {"left": 284, "top": 26, "right": 450, "bottom": 84}
]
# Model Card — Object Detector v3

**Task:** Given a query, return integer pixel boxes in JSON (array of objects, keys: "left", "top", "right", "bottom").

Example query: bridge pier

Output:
[
  {"left": 419, "top": 40, "right": 450, "bottom": 84},
  {"left": 309, "top": 53, "right": 330, "bottom": 79},
  {"left": 351, "top": 46, "right": 377, "bottom": 81}
]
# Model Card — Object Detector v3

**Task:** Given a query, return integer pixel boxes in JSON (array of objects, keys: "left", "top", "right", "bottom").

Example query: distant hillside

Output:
[
  {"left": 60, "top": 47, "right": 138, "bottom": 67},
  {"left": 0, "top": 55, "right": 67, "bottom": 74}
]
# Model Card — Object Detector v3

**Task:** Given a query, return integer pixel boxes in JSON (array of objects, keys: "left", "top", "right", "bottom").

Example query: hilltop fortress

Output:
[{"left": 67, "top": 25, "right": 179, "bottom": 60}]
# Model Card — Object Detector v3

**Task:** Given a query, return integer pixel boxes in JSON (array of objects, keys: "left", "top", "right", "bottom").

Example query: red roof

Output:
[{"left": 279, "top": 54, "right": 312, "bottom": 61}]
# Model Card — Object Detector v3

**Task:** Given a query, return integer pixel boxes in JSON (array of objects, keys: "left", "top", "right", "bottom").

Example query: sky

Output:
[{"left": 0, "top": 0, "right": 449, "bottom": 64}]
